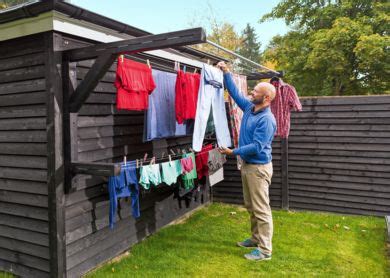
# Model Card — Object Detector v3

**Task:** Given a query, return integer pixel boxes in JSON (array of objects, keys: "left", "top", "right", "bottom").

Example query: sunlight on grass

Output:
[{"left": 85, "top": 203, "right": 388, "bottom": 277}]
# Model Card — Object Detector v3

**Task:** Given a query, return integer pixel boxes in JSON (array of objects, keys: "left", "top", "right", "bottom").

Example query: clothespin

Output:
[
  {"left": 123, "top": 155, "right": 127, "bottom": 166},
  {"left": 143, "top": 153, "right": 148, "bottom": 163},
  {"left": 207, "top": 59, "right": 210, "bottom": 65},
  {"left": 161, "top": 152, "right": 165, "bottom": 159},
  {"left": 149, "top": 156, "right": 156, "bottom": 165},
  {"left": 193, "top": 68, "right": 198, "bottom": 74},
  {"left": 119, "top": 55, "right": 124, "bottom": 63},
  {"left": 189, "top": 147, "right": 194, "bottom": 153},
  {"left": 183, "top": 65, "right": 186, "bottom": 72},
  {"left": 177, "top": 148, "right": 181, "bottom": 154},
  {"left": 169, "top": 154, "right": 172, "bottom": 162},
  {"left": 136, "top": 159, "right": 139, "bottom": 169},
  {"left": 146, "top": 59, "right": 151, "bottom": 68},
  {"left": 182, "top": 149, "right": 186, "bottom": 154},
  {"left": 170, "top": 149, "right": 176, "bottom": 155}
]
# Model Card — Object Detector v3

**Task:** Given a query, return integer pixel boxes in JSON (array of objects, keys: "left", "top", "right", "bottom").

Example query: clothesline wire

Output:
[
  {"left": 120, "top": 142, "right": 220, "bottom": 168},
  {"left": 206, "top": 40, "right": 279, "bottom": 74}
]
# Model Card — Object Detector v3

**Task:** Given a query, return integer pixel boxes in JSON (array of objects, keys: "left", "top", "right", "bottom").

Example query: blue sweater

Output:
[{"left": 224, "top": 73, "right": 276, "bottom": 164}]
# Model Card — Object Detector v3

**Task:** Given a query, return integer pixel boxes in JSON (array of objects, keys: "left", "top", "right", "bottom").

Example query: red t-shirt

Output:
[
  {"left": 175, "top": 70, "right": 200, "bottom": 124},
  {"left": 114, "top": 58, "right": 156, "bottom": 111}
]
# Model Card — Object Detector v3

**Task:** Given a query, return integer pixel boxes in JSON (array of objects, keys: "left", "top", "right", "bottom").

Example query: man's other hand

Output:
[{"left": 218, "top": 146, "right": 233, "bottom": 155}]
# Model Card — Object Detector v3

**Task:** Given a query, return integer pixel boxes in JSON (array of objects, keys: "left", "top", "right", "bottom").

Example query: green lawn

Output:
[{"left": 85, "top": 203, "right": 388, "bottom": 277}]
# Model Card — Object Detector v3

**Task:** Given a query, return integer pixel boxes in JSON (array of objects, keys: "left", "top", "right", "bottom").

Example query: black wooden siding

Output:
[
  {"left": 288, "top": 96, "right": 390, "bottom": 216},
  {"left": 0, "top": 34, "right": 50, "bottom": 277},
  {"left": 64, "top": 47, "right": 209, "bottom": 276},
  {"left": 212, "top": 95, "right": 390, "bottom": 217}
]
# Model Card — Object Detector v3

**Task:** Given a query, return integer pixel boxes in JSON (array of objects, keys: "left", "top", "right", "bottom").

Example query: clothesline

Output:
[{"left": 121, "top": 142, "right": 220, "bottom": 169}]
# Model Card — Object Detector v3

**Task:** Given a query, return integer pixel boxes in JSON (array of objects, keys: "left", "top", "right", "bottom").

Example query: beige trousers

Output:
[{"left": 241, "top": 161, "right": 273, "bottom": 255}]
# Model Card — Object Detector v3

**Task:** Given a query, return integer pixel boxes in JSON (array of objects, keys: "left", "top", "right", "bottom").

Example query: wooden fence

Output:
[{"left": 213, "top": 95, "right": 390, "bottom": 216}]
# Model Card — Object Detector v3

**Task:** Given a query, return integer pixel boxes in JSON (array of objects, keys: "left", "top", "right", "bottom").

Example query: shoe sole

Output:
[
  {"left": 236, "top": 242, "right": 257, "bottom": 248},
  {"left": 244, "top": 256, "right": 272, "bottom": 261}
]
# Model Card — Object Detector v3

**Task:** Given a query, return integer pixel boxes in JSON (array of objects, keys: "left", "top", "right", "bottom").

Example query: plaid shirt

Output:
[{"left": 270, "top": 79, "right": 302, "bottom": 138}]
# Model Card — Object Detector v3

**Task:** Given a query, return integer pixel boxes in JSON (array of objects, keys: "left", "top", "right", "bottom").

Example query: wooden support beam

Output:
[
  {"left": 67, "top": 27, "right": 206, "bottom": 112},
  {"left": 281, "top": 138, "right": 289, "bottom": 210},
  {"left": 71, "top": 162, "right": 121, "bottom": 177},
  {"left": 66, "top": 27, "right": 206, "bottom": 62},
  {"left": 246, "top": 70, "right": 284, "bottom": 80}
]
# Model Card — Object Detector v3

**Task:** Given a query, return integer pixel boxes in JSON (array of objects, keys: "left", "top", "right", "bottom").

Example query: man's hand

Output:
[
  {"left": 218, "top": 146, "right": 234, "bottom": 155},
  {"left": 217, "top": 61, "right": 229, "bottom": 73}
]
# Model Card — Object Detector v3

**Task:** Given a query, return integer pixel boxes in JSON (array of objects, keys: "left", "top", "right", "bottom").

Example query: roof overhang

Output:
[{"left": 0, "top": 0, "right": 227, "bottom": 65}]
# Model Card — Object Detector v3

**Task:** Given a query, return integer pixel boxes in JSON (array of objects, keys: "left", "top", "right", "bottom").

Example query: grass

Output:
[{"left": 85, "top": 203, "right": 388, "bottom": 277}]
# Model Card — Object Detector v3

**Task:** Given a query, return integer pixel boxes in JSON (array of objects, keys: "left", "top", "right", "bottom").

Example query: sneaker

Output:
[
  {"left": 244, "top": 248, "right": 272, "bottom": 261},
  {"left": 236, "top": 238, "right": 257, "bottom": 248}
]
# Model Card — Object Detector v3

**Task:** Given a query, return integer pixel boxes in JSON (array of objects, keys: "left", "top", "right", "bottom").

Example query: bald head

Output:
[{"left": 255, "top": 82, "right": 276, "bottom": 101}]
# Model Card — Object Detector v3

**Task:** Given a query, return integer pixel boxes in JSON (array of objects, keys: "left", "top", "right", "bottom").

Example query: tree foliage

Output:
[
  {"left": 0, "top": 0, "right": 29, "bottom": 9},
  {"left": 262, "top": 0, "right": 389, "bottom": 96}
]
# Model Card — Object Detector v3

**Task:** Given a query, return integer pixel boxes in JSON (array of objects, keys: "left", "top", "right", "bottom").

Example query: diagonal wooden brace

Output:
[{"left": 66, "top": 27, "right": 206, "bottom": 112}]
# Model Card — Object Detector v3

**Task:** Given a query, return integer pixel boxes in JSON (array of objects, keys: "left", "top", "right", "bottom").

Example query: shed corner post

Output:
[
  {"left": 281, "top": 138, "right": 289, "bottom": 210},
  {"left": 45, "top": 32, "right": 67, "bottom": 278}
]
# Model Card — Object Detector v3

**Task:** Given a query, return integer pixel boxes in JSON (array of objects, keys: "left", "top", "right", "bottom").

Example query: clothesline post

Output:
[{"left": 281, "top": 138, "right": 289, "bottom": 210}]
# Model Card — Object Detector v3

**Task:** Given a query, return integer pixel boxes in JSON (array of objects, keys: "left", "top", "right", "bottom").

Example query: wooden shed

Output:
[{"left": 0, "top": 1, "right": 225, "bottom": 277}]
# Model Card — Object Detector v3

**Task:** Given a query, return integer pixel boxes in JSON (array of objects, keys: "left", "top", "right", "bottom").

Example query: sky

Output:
[{"left": 71, "top": 0, "right": 289, "bottom": 50}]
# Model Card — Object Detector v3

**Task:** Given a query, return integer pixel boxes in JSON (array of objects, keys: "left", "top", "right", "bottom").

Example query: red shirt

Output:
[
  {"left": 114, "top": 58, "right": 156, "bottom": 111},
  {"left": 270, "top": 79, "right": 302, "bottom": 138},
  {"left": 175, "top": 70, "right": 200, "bottom": 124}
]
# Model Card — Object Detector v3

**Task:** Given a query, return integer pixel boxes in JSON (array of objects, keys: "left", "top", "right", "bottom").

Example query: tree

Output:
[
  {"left": 261, "top": 0, "right": 389, "bottom": 96},
  {"left": 0, "top": 0, "right": 29, "bottom": 9},
  {"left": 238, "top": 23, "right": 262, "bottom": 65}
]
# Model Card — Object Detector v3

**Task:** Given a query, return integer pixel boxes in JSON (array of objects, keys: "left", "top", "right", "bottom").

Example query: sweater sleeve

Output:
[
  {"left": 224, "top": 73, "right": 252, "bottom": 111},
  {"left": 232, "top": 117, "right": 275, "bottom": 156}
]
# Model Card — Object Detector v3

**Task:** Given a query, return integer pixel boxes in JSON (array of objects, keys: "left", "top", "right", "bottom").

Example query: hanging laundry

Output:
[
  {"left": 192, "top": 64, "right": 232, "bottom": 152},
  {"left": 108, "top": 161, "right": 140, "bottom": 229},
  {"left": 180, "top": 156, "right": 194, "bottom": 174},
  {"left": 228, "top": 73, "right": 248, "bottom": 170},
  {"left": 270, "top": 78, "right": 302, "bottom": 138},
  {"left": 207, "top": 149, "right": 227, "bottom": 186},
  {"left": 161, "top": 160, "right": 182, "bottom": 186},
  {"left": 139, "top": 164, "right": 162, "bottom": 189},
  {"left": 144, "top": 69, "right": 187, "bottom": 141},
  {"left": 114, "top": 58, "right": 156, "bottom": 111},
  {"left": 195, "top": 144, "right": 213, "bottom": 179},
  {"left": 175, "top": 70, "right": 200, "bottom": 124},
  {"left": 181, "top": 153, "right": 197, "bottom": 189}
]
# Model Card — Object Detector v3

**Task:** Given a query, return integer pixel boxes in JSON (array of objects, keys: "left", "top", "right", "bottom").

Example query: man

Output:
[{"left": 217, "top": 61, "right": 277, "bottom": 261}]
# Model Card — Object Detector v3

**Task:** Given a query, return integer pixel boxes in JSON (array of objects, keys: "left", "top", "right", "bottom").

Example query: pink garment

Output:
[
  {"left": 228, "top": 73, "right": 248, "bottom": 170},
  {"left": 270, "top": 79, "right": 302, "bottom": 138},
  {"left": 180, "top": 157, "right": 194, "bottom": 174}
]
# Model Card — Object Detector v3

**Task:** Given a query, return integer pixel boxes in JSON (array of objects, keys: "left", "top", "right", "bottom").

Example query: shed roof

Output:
[{"left": 0, "top": 0, "right": 226, "bottom": 64}]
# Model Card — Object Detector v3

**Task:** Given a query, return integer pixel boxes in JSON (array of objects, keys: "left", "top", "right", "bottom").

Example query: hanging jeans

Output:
[
  {"left": 108, "top": 161, "right": 140, "bottom": 229},
  {"left": 192, "top": 64, "right": 232, "bottom": 151}
]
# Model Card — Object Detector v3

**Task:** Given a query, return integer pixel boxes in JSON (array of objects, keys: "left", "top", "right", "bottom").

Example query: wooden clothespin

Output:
[
  {"left": 189, "top": 147, "right": 194, "bottom": 153},
  {"left": 147, "top": 59, "right": 151, "bottom": 68},
  {"left": 170, "top": 149, "right": 176, "bottom": 155},
  {"left": 183, "top": 65, "right": 186, "bottom": 72},
  {"left": 136, "top": 159, "right": 139, "bottom": 169},
  {"left": 161, "top": 152, "right": 165, "bottom": 159},
  {"left": 193, "top": 68, "right": 198, "bottom": 74},
  {"left": 169, "top": 154, "right": 172, "bottom": 163},
  {"left": 123, "top": 155, "right": 127, "bottom": 166},
  {"left": 119, "top": 55, "right": 124, "bottom": 63},
  {"left": 207, "top": 59, "right": 210, "bottom": 65},
  {"left": 143, "top": 153, "right": 148, "bottom": 164},
  {"left": 149, "top": 156, "right": 156, "bottom": 165}
]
